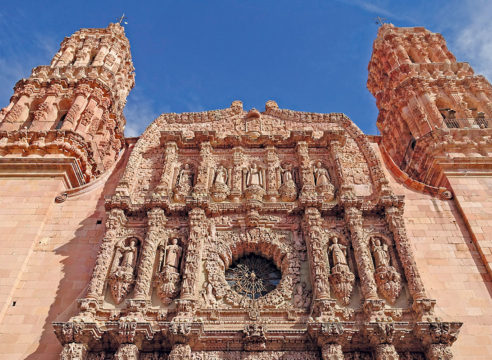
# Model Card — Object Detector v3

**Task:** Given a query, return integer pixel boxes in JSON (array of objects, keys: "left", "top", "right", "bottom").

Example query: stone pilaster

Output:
[
  {"left": 192, "top": 141, "right": 212, "bottom": 202},
  {"left": 133, "top": 208, "right": 167, "bottom": 300},
  {"left": 374, "top": 344, "right": 399, "bottom": 360},
  {"left": 86, "top": 208, "right": 126, "bottom": 299},
  {"left": 155, "top": 141, "right": 178, "bottom": 196},
  {"left": 321, "top": 343, "right": 344, "bottom": 360},
  {"left": 265, "top": 146, "right": 279, "bottom": 201},
  {"left": 344, "top": 207, "right": 378, "bottom": 300},
  {"left": 114, "top": 343, "right": 139, "bottom": 360},
  {"left": 169, "top": 343, "right": 192, "bottom": 360},
  {"left": 385, "top": 206, "right": 426, "bottom": 301},
  {"left": 60, "top": 343, "right": 88, "bottom": 360},
  {"left": 230, "top": 146, "right": 244, "bottom": 201},
  {"left": 178, "top": 208, "right": 207, "bottom": 316}
]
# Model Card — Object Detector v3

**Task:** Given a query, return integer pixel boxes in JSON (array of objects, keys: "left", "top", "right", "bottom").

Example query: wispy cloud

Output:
[
  {"left": 123, "top": 86, "right": 161, "bottom": 137},
  {"left": 0, "top": 10, "right": 58, "bottom": 106},
  {"left": 449, "top": 0, "right": 492, "bottom": 80},
  {"left": 334, "top": 0, "right": 416, "bottom": 23}
]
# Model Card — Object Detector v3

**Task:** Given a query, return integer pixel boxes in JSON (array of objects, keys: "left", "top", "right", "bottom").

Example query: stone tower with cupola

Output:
[{"left": 0, "top": 22, "right": 134, "bottom": 186}]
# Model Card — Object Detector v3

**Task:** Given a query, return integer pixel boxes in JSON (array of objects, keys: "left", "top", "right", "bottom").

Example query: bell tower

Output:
[
  {"left": 0, "top": 22, "right": 134, "bottom": 186},
  {"left": 368, "top": 24, "right": 492, "bottom": 191}
]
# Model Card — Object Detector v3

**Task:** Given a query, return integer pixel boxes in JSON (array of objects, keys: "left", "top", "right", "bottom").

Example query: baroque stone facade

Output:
[{"left": 2, "top": 22, "right": 492, "bottom": 359}]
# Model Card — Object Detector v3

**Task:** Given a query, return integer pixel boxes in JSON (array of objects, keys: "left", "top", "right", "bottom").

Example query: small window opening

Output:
[
  {"left": 56, "top": 114, "right": 66, "bottom": 130},
  {"left": 96, "top": 219, "right": 102, "bottom": 225},
  {"left": 12, "top": 301, "right": 16, "bottom": 307}
]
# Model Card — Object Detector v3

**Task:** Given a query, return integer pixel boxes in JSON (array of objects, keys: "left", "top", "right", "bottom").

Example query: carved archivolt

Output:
[{"left": 204, "top": 227, "right": 303, "bottom": 309}]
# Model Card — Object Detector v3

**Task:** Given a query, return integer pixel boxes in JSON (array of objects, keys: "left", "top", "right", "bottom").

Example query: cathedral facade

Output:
[{"left": 0, "top": 23, "right": 491, "bottom": 359}]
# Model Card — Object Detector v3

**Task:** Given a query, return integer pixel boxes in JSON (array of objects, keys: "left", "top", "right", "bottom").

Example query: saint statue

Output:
[
  {"left": 163, "top": 238, "right": 182, "bottom": 271},
  {"left": 313, "top": 161, "right": 331, "bottom": 187},
  {"left": 214, "top": 165, "right": 228, "bottom": 186},
  {"left": 372, "top": 237, "right": 390, "bottom": 268},
  {"left": 328, "top": 237, "right": 348, "bottom": 267},
  {"left": 114, "top": 238, "right": 138, "bottom": 270},
  {"left": 246, "top": 163, "right": 263, "bottom": 188},
  {"left": 174, "top": 164, "right": 194, "bottom": 201}
]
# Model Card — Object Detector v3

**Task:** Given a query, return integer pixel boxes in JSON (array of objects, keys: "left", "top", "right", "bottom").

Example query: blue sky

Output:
[{"left": 0, "top": 1, "right": 491, "bottom": 136}]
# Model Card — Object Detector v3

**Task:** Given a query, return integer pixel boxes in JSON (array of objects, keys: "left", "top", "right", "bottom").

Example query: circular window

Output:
[{"left": 225, "top": 254, "right": 282, "bottom": 299}]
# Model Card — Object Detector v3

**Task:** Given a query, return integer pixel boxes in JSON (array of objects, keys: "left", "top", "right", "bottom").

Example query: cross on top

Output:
[
  {"left": 375, "top": 16, "right": 387, "bottom": 26},
  {"left": 116, "top": 14, "right": 128, "bottom": 25}
]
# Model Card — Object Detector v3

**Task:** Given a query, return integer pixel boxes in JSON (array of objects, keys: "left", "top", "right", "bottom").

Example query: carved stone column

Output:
[
  {"left": 133, "top": 208, "right": 167, "bottom": 300},
  {"left": 62, "top": 84, "right": 91, "bottom": 130},
  {"left": 192, "top": 141, "right": 212, "bottom": 202},
  {"left": 344, "top": 207, "right": 378, "bottom": 300},
  {"left": 230, "top": 146, "right": 244, "bottom": 202},
  {"left": 178, "top": 208, "right": 207, "bottom": 316},
  {"left": 169, "top": 343, "right": 192, "bottom": 360},
  {"left": 86, "top": 208, "right": 127, "bottom": 299},
  {"left": 296, "top": 141, "right": 316, "bottom": 202},
  {"left": 114, "top": 343, "right": 139, "bottom": 360},
  {"left": 60, "top": 343, "right": 88, "bottom": 360},
  {"left": 302, "top": 207, "right": 333, "bottom": 319},
  {"left": 155, "top": 141, "right": 178, "bottom": 196},
  {"left": 374, "top": 344, "right": 399, "bottom": 360},
  {"left": 321, "top": 343, "right": 344, "bottom": 360},
  {"left": 426, "top": 344, "right": 453, "bottom": 360},
  {"left": 265, "top": 146, "right": 279, "bottom": 201},
  {"left": 385, "top": 206, "right": 426, "bottom": 301}
]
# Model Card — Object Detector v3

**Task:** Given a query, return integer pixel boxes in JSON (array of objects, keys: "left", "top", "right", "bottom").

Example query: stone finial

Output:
[
  {"left": 230, "top": 100, "right": 243, "bottom": 114},
  {"left": 265, "top": 100, "right": 278, "bottom": 111},
  {"left": 246, "top": 108, "right": 261, "bottom": 119}
]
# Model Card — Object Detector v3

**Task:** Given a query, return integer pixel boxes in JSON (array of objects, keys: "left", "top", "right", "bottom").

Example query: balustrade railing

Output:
[{"left": 444, "top": 117, "right": 489, "bottom": 129}]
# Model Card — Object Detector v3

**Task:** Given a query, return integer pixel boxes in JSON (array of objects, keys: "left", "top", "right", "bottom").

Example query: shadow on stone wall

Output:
[{"left": 24, "top": 146, "right": 132, "bottom": 359}]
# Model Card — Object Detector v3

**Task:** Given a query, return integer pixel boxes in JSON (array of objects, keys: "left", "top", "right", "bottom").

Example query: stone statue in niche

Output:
[
  {"left": 370, "top": 236, "right": 402, "bottom": 304},
  {"left": 293, "top": 282, "right": 312, "bottom": 309},
  {"left": 155, "top": 237, "right": 183, "bottom": 304},
  {"left": 211, "top": 164, "right": 230, "bottom": 202},
  {"left": 173, "top": 164, "right": 194, "bottom": 202},
  {"left": 313, "top": 161, "right": 335, "bottom": 201},
  {"left": 327, "top": 236, "right": 355, "bottom": 305},
  {"left": 278, "top": 163, "right": 298, "bottom": 201},
  {"left": 108, "top": 238, "right": 139, "bottom": 304},
  {"left": 244, "top": 163, "right": 266, "bottom": 200}
]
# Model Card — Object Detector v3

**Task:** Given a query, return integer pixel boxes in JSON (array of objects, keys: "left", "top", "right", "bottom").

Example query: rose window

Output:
[{"left": 225, "top": 254, "right": 282, "bottom": 299}]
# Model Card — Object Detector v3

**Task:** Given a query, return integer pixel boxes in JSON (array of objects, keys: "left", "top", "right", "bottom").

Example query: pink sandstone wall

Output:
[
  {"left": 373, "top": 142, "right": 492, "bottom": 359},
  {"left": 0, "top": 147, "right": 131, "bottom": 360},
  {"left": 447, "top": 176, "right": 492, "bottom": 277}
]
